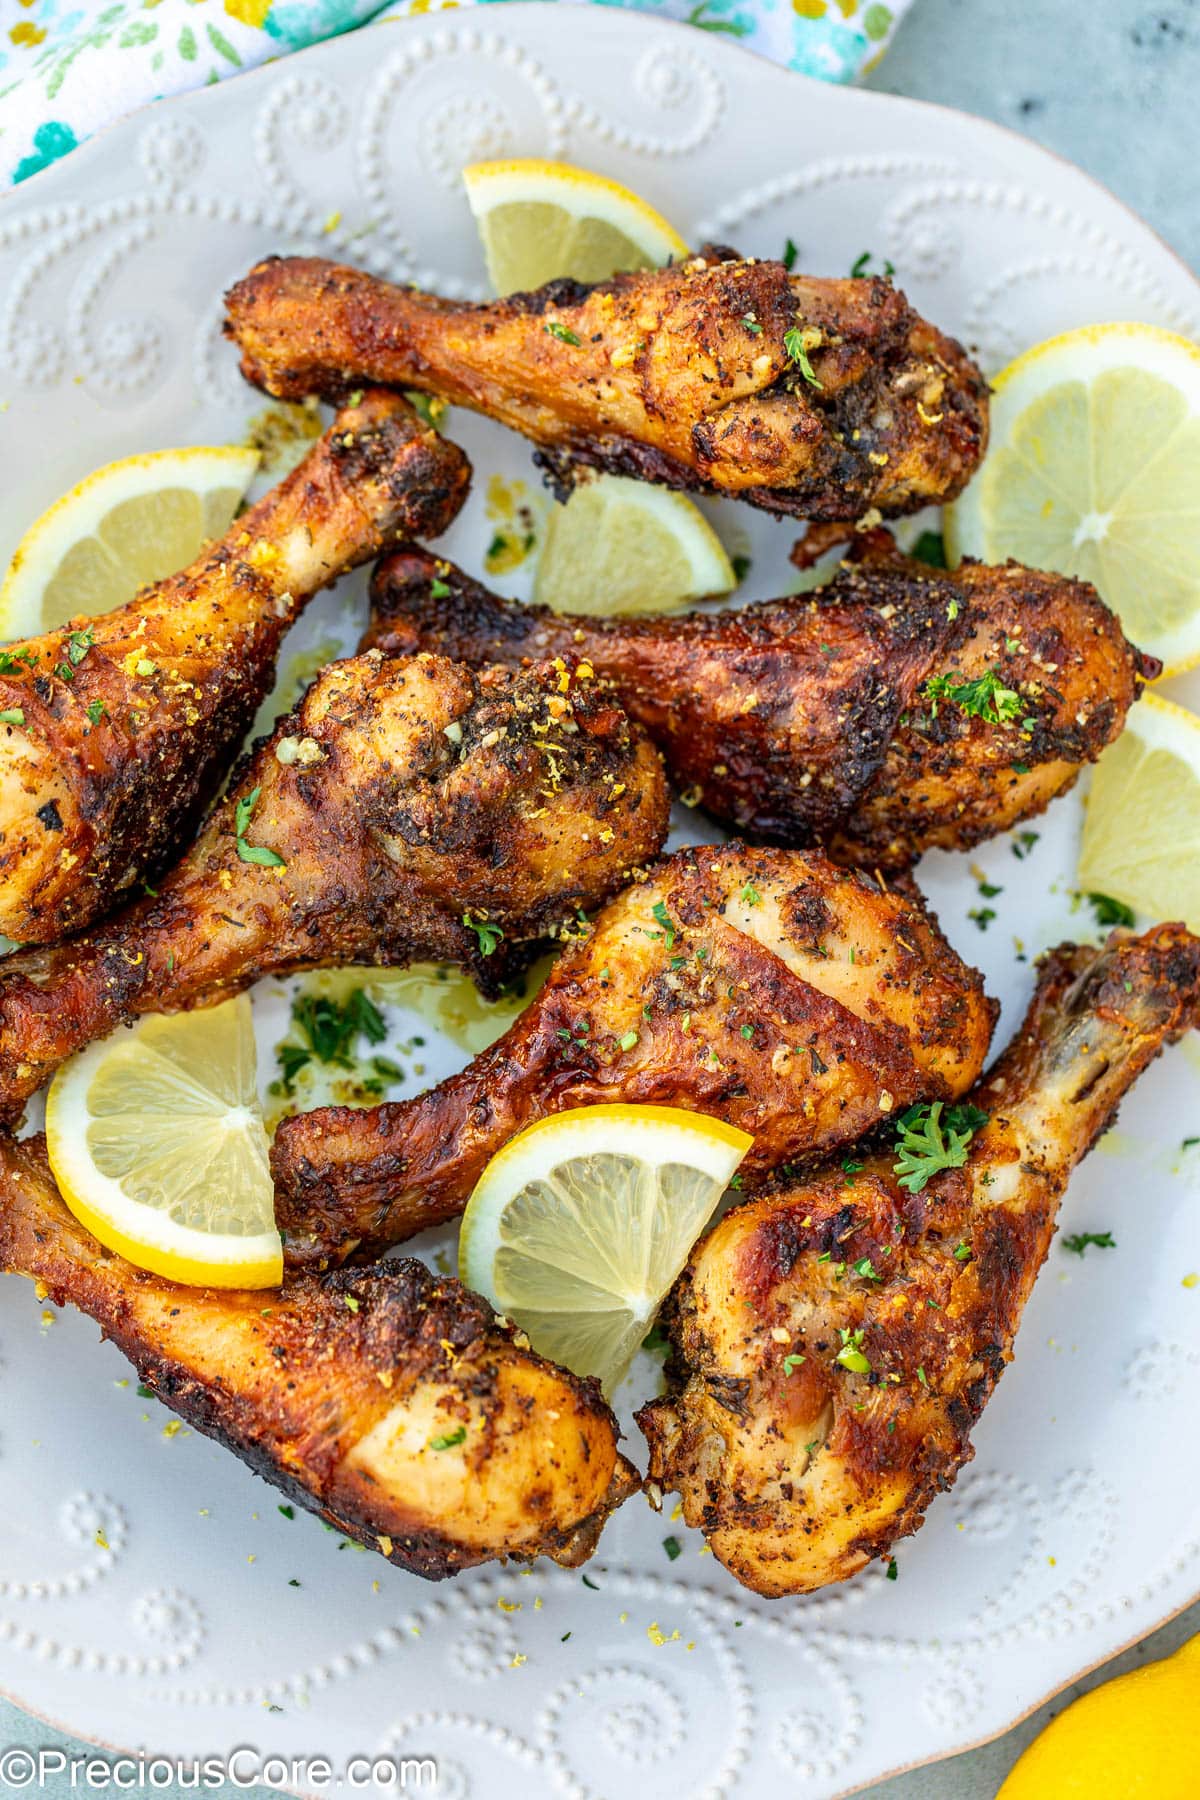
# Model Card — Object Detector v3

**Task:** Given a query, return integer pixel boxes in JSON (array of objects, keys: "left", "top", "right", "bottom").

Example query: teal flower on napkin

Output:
[{"left": 12, "top": 120, "right": 79, "bottom": 186}]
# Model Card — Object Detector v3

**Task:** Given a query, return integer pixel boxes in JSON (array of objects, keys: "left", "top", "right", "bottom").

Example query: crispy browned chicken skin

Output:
[
  {"left": 0, "top": 392, "right": 469, "bottom": 946},
  {"left": 224, "top": 252, "right": 988, "bottom": 521},
  {"left": 0, "top": 649, "right": 668, "bottom": 1120},
  {"left": 272, "top": 843, "right": 995, "bottom": 1271},
  {"left": 367, "top": 535, "right": 1155, "bottom": 866},
  {"left": 638, "top": 924, "right": 1200, "bottom": 1597},
  {"left": 0, "top": 1133, "right": 637, "bottom": 1578}
]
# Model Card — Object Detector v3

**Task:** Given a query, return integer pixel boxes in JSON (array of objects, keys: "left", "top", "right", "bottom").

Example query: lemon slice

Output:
[
  {"left": 534, "top": 475, "right": 737, "bottom": 615},
  {"left": 459, "top": 1104, "right": 752, "bottom": 1393},
  {"left": 945, "top": 323, "right": 1200, "bottom": 675},
  {"left": 45, "top": 997, "right": 282, "bottom": 1289},
  {"left": 1076, "top": 690, "right": 1200, "bottom": 930},
  {"left": 0, "top": 444, "right": 260, "bottom": 641},
  {"left": 463, "top": 157, "right": 689, "bottom": 295}
]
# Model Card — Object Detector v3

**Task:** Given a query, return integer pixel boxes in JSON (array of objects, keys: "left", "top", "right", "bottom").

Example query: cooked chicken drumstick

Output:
[
  {"left": 224, "top": 252, "right": 988, "bottom": 521},
  {"left": 0, "top": 1133, "right": 637, "bottom": 1578},
  {"left": 367, "top": 537, "right": 1155, "bottom": 866},
  {"left": 0, "top": 649, "right": 668, "bottom": 1121},
  {"left": 272, "top": 843, "right": 996, "bottom": 1271},
  {"left": 638, "top": 923, "right": 1200, "bottom": 1597},
  {"left": 0, "top": 391, "right": 469, "bottom": 946}
]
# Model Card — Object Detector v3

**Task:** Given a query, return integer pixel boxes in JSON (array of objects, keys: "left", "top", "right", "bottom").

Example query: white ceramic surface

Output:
[{"left": 1, "top": 10, "right": 1199, "bottom": 1797}]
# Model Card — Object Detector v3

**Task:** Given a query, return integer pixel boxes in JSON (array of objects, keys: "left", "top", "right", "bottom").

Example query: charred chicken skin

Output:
[
  {"left": 367, "top": 536, "right": 1155, "bottom": 866},
  {"left": 0, "top": 391, "right": 469, "bottom": 946},
  {"left": 224, "top": 252, "right": 988, "bottom": 522},
  {"left": 0, "top": 649, "right": 668, "bottom": 1121},
  {"left": 638, "top": 924, "right": 1200, "bottom": 1597},
  {"left": 271, "top": 843, "right": 996, "bottom": 1271},
  {"left": 0, "top": 1133, "right": 637, "bottom": 1578}
]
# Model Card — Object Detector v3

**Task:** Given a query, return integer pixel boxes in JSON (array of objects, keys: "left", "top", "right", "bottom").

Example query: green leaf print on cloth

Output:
[{"left": 0, "top": 0, "right": 913, "bottom": 189}]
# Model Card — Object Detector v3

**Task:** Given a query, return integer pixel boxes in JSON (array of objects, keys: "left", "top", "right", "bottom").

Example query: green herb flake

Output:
[
  {"left": 924, "top": 667, "right": 1022, "bottom": 727},
  {"left": 835, "top": 1327, "right": 871, "bottom": 1375},
  {"left": 782, "top": 1353, "right": 806, "bottom": 1375},
  {"left": 910, "top": 530, "right": 947, "bottom": 569},
  {"left": 0, "top": 708, "right": 25, "bottom": 727},
  {"left": 428, "top": 1426, "right": 467, "bottom": 1451},
  {"left": 618, "top": 1028, "right": 640, "bottom": 1052},
  {"left": 782, "top": 237, "right": 799, "bottom": 271},
  {"left": 662, "top": 1535, "right": 682, "bottom": 1561},
  {"left": 463, "top": 913, "right": 504, "bottom": 957},
  {"left": 740, "top": 880, "right": 762, "bottom": 906},
  {"left": 893, "top": 1100, "right": 988, "bottom": 1194},
  {"left": 651, "top": 899, "right": 676, "bottom": 948},
  {"left": 953, "top": 1241, "right": 972, "bottom": 1261},
  {"left": 430, "top": 576, "right": 451, "bottom": 599},
  {"left": 886, "top": 1557, "right": 898, "bottom": 1581},
  {"left": 1061, "top": 1230, "right": 1116, "bottom": 1256},
  {"left": 278, "top": 1504, "right": 295, "bottom": 1520},
  {"left": 1012, "top": 830, "right": 1040, "bottom": 860},
  {"left": 544, "top": 320, "right": 581, "bottom": 346},
  {"left": 86, "top": 699, "right": 107, "bottom": 726},
  {"left": 783, "top": 326, "right": 822, "bottom": 388},
  {"left": 1087, "top": 893, "right": 1135, "bottom": 930},
  {"left": 343, "top": 1295, "right": 360, "bottom": 1313}
]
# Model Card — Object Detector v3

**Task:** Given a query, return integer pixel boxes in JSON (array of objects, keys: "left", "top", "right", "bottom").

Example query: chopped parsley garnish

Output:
[
  {"left": 66, "top": 628, "right": 94, "bottom": 667},
  {"left": 835, "top": 1327, "right": 871, "bottom": 1374},
  {"left": 923, "top": 667, "right": 1022, "bottom": 727},
  {"left": 0, "top": 648, "right": 37, "bottom": 673},
  {"left": 953, "top": 1241, "right": 973, "bottom": 1261},
  {"left": 850, "top": 251, "right": 895, "bottom": 279},
  {"left": 842, "top": 1157, "right": 864, "bottom": 1186},
  {"left": 343, "top": 1295, "right": 360, "bottom": 1313},
  {"left": 969, "top": 906, "right": 996, "bottom": 931},
  {"left": 977, "top": 878, "right": 1003, "bottom": 900},
  {"left": 1012, "top": 830, "right": 1040, "bottom": 860},
  {"left": 86, "top": 699, "right": 107, "bottom": 726},
  {"left": 651, "top": 899, "right": 676, "bottom": 948},
  {"left": 662, "top": 1535, "right": 682, "bottom": 1561},
  {"left": 0, "top": 708, "right": 25, "bottom": 727},
  {"left": 782, "top": 1353, "right": 806, "bottom": 1376},
  {"left": 740, "top": 312, "right": 763, "bottom": 335},
  {"left": 910, "top": 530, "right": 947, "bottom": 569},
  {"left": 1086, "top": 892, "right": 1135, "bottom": 930},
  {"left": 278, "top": 1504, "right": 295, "bottom": 1520},
  {"left": 886, "top": 1557, "right": 898, "bottom": 1580},
  {"left": 430, "top": 576, "right": 451, "bottom": 599},
  {"left": 851, "top": 1255, "right": 881, "bottom": 1283},
  {"left": 782, "top": 237, "right": 799, "bottom": 271},
  {"left": 234, "top": 785, "right": 286, "bottom": 867},
  {"left": 618, "top": 1029, "right": 639, "bottom": 1052},
  {"left": 893, "top": 1100, "right": 989, "bottom": 1193},
  {"left": 731, "top": 553, "right": 751, "bottom": 582},
  {"left": 271, "top": 986, "right": 389, "bottom": 1095},
  {"left": 428, "top": 1426, "right": 467, "bottom": 1451},
  {"left": 740, "top": 880, "right": 762, "bottom": 906},
  {"left": 1061, "top": 1230, "right": 1116, "bottom": 1256},
  {"left": 783, "top": 326, "right": 822, "bottom": 388},
  {"left": 740, "top": 1023, "right": 755, "bottom": 1041},
  {"left": 544, "top": 320, "right": 581, "bottom": 346},
  {"left": 463, "top": 913, "right": 504, "bottom": 956}
]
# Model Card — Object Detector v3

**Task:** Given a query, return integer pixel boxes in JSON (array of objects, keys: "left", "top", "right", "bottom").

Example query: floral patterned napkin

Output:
[{"left": 1, "top": 0, "right": 911, "bottom": 189}]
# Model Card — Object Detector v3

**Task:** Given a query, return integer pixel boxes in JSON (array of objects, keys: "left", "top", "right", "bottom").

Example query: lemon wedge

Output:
[
  {"left": 0, "top": 444, "right": 260, "bottom": 641},
  {"left": 463, "top": 157, "right": 689, "bottom": 295},
  {"left": 533, "top": 474, "right": 737, "bottom": 615},
  {"left": 1077, "top": 690, "right": 1200, "bottom": 930},
  {"left": 997, "top": 1630, "right": 1200, "bottom": 1800},
  {"left": 45, "top": 997, "right": 282, "bottom": 1289},
  {"left": 945, "top": 323, "right": 1200, "bottom": 675},
  {"left": 458, "top": 1104, "right": 752, "bottom": 1394}
]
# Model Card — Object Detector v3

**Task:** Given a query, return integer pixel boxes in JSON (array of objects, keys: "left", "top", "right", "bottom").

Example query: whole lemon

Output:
[{"left": 997, "top": 1633, "right": 1200, "bottom": 1800}]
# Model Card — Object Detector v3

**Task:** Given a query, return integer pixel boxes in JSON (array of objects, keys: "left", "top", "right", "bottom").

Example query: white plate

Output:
[{"left": 1, "top": 10, "right": 1199, "bottom": 1797}]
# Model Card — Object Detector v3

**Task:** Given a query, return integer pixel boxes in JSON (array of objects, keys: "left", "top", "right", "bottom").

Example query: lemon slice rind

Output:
[
  {"left": 0, "top": 444, "right": 260, "bottom": 642},
  {"left": 459, "top": 1104, "right": 752, "bottom": 1393},
  {"left": 945, "top": 322, "right": 1200, "bottom": 676},
  {"left": 1077, "top": 689, "right": 1200, "bottom": 932},
  {"left": 463, "top": 157, "right": 689, "bottom": 294},
  {"left": 45, "top": 997, "right": 282, "bottom": 1290},
  {"left": 534, "top": 475, "right": 736, "bottom": 616}
]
